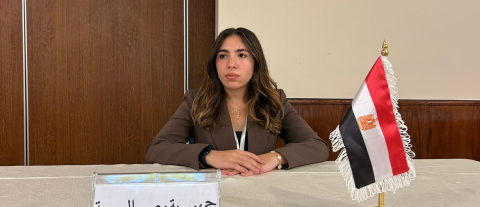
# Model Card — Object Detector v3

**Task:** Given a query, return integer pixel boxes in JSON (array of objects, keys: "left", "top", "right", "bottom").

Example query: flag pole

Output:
[
  {"left": 376, "top": 40, "right": 388, "bottom": 207},
  {"left": 377, "top": 192, "right": 385, "bottom": 207}
]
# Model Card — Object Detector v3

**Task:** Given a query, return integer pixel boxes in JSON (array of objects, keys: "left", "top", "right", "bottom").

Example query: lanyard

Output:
[{"left": 233, "top": 118, "right": 248, "bottom": 150}]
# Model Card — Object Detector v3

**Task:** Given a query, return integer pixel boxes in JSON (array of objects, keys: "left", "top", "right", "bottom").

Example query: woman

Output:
[{"left": 146, "top": 28, "right": 328, "bottom": 176}]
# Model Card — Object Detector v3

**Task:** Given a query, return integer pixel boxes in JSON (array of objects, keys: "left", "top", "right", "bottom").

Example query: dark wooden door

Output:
[
  {"left": 0, "top": 0, "right": 24, "bottom": 166},
  {"left": 27, "top": 0, "right": 184, "bottom": 165},
  {"left": 188, "top": 0, "right": 216, "bottom": 89}
]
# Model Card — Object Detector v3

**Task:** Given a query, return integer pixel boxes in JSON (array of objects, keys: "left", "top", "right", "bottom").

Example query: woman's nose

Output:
[{"left": 228, "top": 57, "right": 237, "bottom": 68}]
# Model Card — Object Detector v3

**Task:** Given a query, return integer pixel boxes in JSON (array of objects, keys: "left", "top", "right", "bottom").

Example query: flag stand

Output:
[{"left": 375, "top": 192, "right": 385, "bottom": 207}]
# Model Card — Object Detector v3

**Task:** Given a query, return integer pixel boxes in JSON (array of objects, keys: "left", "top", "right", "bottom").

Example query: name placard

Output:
[{"left": 91, "top": 170, "right": 221, "bottom": 207}]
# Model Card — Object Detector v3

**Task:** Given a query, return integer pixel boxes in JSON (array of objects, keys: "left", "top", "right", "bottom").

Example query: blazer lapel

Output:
[
  {"left": 209, "top": 101, "right": 237, "bottom": 150},
  {"left": 247, "top": 116, "right": 271, "bottom": 155}
]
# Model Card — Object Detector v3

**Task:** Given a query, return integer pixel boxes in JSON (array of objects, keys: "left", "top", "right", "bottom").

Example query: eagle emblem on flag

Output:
[{"left": 357, "top": 114, "right": 377, "bottom": 131}]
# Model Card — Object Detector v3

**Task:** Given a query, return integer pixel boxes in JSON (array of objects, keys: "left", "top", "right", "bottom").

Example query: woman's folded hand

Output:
[
  {"left": 220, "top": 152, "right": 282, "bottom": 177},
  {"left": 206, "top": 149, "right": 266, "bottom": 174}
]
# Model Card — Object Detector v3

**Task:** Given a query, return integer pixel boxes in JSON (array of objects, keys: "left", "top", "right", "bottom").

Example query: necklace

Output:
[{"left": 226, "top": 101, "right": 244, "bottom": 119}]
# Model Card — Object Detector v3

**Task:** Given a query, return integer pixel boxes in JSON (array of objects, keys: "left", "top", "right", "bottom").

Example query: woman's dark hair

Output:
[{"left": 191, "top": 27, "right": 284, "bottom": 133}]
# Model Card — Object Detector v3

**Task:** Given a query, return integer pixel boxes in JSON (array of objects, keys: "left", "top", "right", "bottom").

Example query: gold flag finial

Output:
[{"left": 381, "top": 40, "right": 389, "bottom": 56}]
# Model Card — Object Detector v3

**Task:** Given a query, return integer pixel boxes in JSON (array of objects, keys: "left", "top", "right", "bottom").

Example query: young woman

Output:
[{"left": 146, "top": 28, "right": 328, "bottom": 176}]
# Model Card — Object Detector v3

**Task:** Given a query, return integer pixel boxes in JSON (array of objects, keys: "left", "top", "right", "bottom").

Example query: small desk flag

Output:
[{"left": 329, "top": 56, "right": 416, "bottom": 202}]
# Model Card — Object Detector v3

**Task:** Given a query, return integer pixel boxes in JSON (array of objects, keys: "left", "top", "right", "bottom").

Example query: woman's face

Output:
[{"left": 216, "top": 35, "right": 254, "bottom": 93}]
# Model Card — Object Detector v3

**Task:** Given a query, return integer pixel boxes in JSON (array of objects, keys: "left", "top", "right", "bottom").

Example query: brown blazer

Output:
[{"left": 146, "top": 89, "right": 329, "bottom": 170}]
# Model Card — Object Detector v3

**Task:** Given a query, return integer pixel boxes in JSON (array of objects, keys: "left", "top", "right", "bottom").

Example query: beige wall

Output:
[{"left": 218, "top": 0, "right": 480, "bottom": 100}]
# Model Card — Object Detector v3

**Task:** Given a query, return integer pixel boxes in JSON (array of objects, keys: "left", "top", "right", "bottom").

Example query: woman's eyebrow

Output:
[
  {"left": 236, "top": 49, "right": 249, "bottom": 53},
  {"left": 217, "top": 48, "right": 249, "bottom": 53}
]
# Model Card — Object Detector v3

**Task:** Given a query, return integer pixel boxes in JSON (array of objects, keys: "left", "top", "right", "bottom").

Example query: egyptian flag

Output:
[{"left": 330, "top": 56, "right": 415, "bottom": 202}]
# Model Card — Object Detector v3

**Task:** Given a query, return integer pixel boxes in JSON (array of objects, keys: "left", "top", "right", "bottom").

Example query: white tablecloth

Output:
[{"left": 0, "top": 159, "right": 479, "bottom": 206}]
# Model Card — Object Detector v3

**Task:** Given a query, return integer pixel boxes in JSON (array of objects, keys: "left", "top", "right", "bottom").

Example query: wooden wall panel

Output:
[
  {"left": 397, "top": 101, "right": 430, "bottom": 159},
  {"left": 428, "top": 103, "right": 480, "bottom": 160},
  {"left": 288, "top": 100, "right": 480, "bottom": 162},
  {"left": 0, "top": 0, "right": 24, "bottom": 166},
  {"left": 188, "top": 0, "right": 216, "bottom": 90},
  {"left": 27, "top": 0, "right": 184, "bottom": 165}
]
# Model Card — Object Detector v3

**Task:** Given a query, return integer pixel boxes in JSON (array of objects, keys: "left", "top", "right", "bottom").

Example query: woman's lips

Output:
[{"left": 225, "top": 73, "right": 239, "bottom": 80}]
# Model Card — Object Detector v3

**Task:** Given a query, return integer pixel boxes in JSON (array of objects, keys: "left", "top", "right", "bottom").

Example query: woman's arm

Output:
[
  {"left": 146, "top": 90, "right": 266, "bottom": 172},
  {"left": 145, "top": 90, "right": 210, "bottom": 170},
  {"left": 274, "top": 89, "right": 329, "bottom": 169}
]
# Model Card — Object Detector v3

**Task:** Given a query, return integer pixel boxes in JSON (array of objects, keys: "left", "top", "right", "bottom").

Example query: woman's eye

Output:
[
  {"left": 218, "top": 54, "right": 227, "bottom": 59},
  {"left": 239, "top": 54, "right": 247, "bottom": 58}
]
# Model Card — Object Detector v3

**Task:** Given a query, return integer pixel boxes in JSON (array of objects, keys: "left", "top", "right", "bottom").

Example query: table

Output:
[{"left": 0, "top": 159, "right": 479, "bottom": 206}]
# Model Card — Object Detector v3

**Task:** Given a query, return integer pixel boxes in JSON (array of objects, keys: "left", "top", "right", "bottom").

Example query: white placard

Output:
[{"left": 91, "top": 171, "right": 221, "bottom": 207}]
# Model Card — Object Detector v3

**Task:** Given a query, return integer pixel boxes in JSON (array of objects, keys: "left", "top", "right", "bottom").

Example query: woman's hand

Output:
[
  {"left": 257, "top": 152, "right": 282, "bottom": 172},
  {"left": 206, "top": 149, "right": 266, "bottom": 174},
  {"left": 221, "top": 152, "right": 282, "bottom": 176}
]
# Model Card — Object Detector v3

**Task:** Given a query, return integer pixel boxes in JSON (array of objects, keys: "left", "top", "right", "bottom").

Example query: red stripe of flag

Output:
[{"left": 365, "top": 57, "right": 409, "bottom": 175}]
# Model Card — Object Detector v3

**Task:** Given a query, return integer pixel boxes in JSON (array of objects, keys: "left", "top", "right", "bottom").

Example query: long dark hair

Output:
[{"left": 191, "top": 28, "right": 284, "bottom": 133}]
